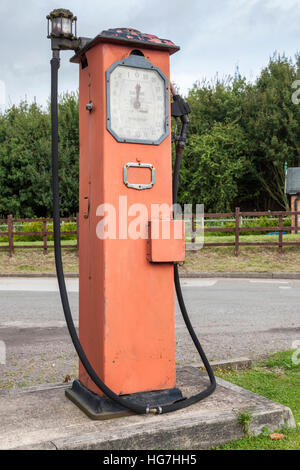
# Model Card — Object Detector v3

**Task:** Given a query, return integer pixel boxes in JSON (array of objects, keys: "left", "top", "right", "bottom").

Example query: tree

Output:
[
  {"left": 57, "top": 92, "right": 79, "bottom": 216},
  {"left": 178, "top": 122, "right": 248, "bottom": 212},
  {"left": 0, "top": 92, "right": 79, "bottom": 218},
  {"left": 242, "top": 53, "right": 300, "bottom": 210},
  {"left": 180, "top": 54, "right": 300, "bottom": 211},
  {"left": 0, "top": 101, "right": 51, "bottom": 217},
  {"left": 187, "top": 73, "right": 248, "bottom": 136},
  {"left": 1, "top": 53, "right": 300, "bottom": 216}
]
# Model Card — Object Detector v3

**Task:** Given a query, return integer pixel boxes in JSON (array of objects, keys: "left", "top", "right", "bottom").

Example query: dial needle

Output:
[{"left": 133, "top": 83, "right": 141, "bottom": 109}]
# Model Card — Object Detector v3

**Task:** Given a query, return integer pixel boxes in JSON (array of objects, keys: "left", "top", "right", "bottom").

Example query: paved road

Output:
[{"left": 0, "top": 277, "right": 299, "bottom": 387}]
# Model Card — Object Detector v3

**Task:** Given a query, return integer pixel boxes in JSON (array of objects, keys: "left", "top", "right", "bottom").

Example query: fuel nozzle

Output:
[{"left": 170, "top": 84, "right": 191, "bottom": 147}]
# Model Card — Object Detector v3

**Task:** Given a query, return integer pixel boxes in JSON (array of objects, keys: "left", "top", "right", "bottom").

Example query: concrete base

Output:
[
  {"left": 65, "top": 379, "right": 183, "bottom": 420},
  {"left": 0, "top": 367, "right": 295, "bottom": 450}
]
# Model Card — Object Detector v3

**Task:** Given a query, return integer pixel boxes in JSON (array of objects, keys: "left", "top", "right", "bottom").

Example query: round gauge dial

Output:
[{"left": 106, "top": 58, "right": 169, "bottom": 144}]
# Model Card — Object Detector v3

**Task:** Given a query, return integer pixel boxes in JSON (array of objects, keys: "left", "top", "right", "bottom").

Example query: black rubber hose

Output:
[
  {"left": 161, "top": 142, "right": 216, "bottom": 414},
  {"left": 51, "top": 54, "right": 215, "bottom": 414}
]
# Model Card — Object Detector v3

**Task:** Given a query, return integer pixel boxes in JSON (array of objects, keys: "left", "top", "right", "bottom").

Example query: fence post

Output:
[
  {"left": 191, "top": 213, "right": 196, "bottom": 246},
  {"left": 278, "top": 214, "right": 283, "bottom": 254},
  {"left": 235, "top": 207, "right": 240, "bottom": 257},
  {"left": 7, "top": 214, "right": 14, "bottom": 257},
  {"left": 43, "top": 220, "right": 48, "bottom": 255},
  {"left": 76, "top": 212, "right": 79, "bottom": 256}
]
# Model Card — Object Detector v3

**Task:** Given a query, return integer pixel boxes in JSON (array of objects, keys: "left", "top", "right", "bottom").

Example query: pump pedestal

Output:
[{"left": 65, "top": 380, "right": 184, "bottom": 420}]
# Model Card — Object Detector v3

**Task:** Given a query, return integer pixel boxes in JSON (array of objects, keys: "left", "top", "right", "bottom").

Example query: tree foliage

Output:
[
  {"left": 179, "top": 122, "right": 247, "bottom": 212},
  {"left": 0, "top": 92, "right": 78, "bottom": 218},
  {"left": 181, "top": 53, "right": 300, "bottom": 211},
  {"left": 1, "top": 53, "right": 300, "bottom": 217},
  {"left": 243, "top": 54, "right": 300, "bottom": 210}
]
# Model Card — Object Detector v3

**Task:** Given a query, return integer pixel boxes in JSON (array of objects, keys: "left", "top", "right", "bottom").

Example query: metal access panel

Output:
[
  {"left": 285, "top": 168, "right": 300, "bottom": 195},
  {"left": 147, "top": 220, "right": 185, "bottom": 263}
]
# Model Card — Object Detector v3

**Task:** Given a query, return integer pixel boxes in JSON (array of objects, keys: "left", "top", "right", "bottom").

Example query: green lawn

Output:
[
  {"left": 0, "top": 240, "right": 76, "bottom": 246},
  {"left": 204, "top": 233, "right": 300, "bottom": 243},
  {"left": 215, "top": 350, "right": 300, "bottom": 450},
  {"left": 1, "top": 234, "right": 300, "bottom": 274},
  {"left": 1, "top": 232, "right": 299, "bottom": 247},
  {"left": 182, "top": 234, "right": 300, "bottom": 273},
  {"left": 0, "top": 247, "right": 78, "bottom": 274}
]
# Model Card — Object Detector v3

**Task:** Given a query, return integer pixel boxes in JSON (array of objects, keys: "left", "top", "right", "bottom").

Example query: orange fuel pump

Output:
[{"left": 47, "top": 8, "right": 216, "bottom": 419}]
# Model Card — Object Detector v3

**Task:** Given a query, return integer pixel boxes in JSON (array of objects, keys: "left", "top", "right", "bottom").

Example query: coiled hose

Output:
[{"left": 51, "top": 53, "right": 216, "bottom": 414}]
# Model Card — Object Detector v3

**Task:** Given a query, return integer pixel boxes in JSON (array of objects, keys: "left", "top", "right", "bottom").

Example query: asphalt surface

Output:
[{"left": 0, "top": 277, "right": 299, "bottom": 388}]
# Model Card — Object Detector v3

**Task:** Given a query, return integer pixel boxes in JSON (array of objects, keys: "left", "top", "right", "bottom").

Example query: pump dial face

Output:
[{"left": 106, "top": 58, "right": 169, "bottom": 145}]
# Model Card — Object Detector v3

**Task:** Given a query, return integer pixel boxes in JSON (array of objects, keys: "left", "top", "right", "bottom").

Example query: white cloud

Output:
[{"left": 0, "top": 0, "right": 300, "bottom": 106}]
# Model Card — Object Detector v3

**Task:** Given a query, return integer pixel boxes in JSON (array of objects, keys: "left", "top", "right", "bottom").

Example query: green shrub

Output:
[
  {"left": 61, "top": 221, "right": 77, "bottom": 240},
  {"left": 47, "top": 221, "right": 77, "bottom": 241},
  {"left": 14, "top": 220, "right": 77, "bottom": 242},
  {"left": 204, "top": 216, "right": 291, "bottom": 237},
  {"left": 15, "top": 221, "right": 44, "bottom": 241}
]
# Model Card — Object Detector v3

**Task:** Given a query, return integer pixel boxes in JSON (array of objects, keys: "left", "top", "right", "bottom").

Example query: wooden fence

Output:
[
  {"left": 0, "top": 215, "right": 78, "bottom": 257},
  {"left": 1, "top": 209, "right": 300, "bottom": 257},
  {"left": 191, "top": 207, "right": 300, "bottom": 256}
]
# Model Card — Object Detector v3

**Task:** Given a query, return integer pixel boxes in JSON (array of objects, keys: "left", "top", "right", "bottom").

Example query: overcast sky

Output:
[{"left": 1, "top": 0, "right": 300, "bottom": 109}]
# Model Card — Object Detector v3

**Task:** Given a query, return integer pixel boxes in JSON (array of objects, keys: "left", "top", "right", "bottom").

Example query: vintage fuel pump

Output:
[{"left": 47, "top": 8, "right": 216, "bottom": 419}]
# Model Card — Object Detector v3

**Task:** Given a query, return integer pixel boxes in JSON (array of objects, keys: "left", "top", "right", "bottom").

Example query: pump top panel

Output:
[{"left": 70, "top": 28, "right": 180, "bottom": 63}]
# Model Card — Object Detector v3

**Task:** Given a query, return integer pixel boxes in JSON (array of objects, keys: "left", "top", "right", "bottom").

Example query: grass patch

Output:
[
  {"left": 204, "top": 233, "right": 300, "bottom": 243},
  {"left": 215, "top": 350, "right": 300, "bottom": 450},
  {"left": 237, "top": 411, "right": 252, "bottom": 437},
  {"left": 0, "top": 235, "right": 299, "bottom": 274},
  {"left": 183, "top": 243, "right": 300, "bottom": 273},
  {"left": 0, "top": 248, "right": 78, "bottom": 274},
  {"left": 0, "top": 240, "right": 77, "bottom": 247}
]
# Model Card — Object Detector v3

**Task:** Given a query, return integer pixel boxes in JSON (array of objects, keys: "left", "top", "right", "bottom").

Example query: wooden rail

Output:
[
  {"left": 1, "top": 209, "right": 300, "bottom": 257},
  {"left": 0, "top": 214, "right": 78, "bottom": 257},
  {"left": 190, "top": 207, "right": 300, "bottom": 256}
]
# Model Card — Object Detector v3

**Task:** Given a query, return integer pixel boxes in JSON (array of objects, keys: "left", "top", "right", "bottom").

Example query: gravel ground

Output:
[
  {"left": 1, "top": 278, "right": 299, "bottom": 389},
  {"left": 0, "top": 324, "right": 298, "bottom": 390}
]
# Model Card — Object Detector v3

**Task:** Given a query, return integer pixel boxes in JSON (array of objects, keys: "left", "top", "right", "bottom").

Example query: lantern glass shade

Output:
[
  {"left": 51, "top": 17, "right": 61, "bottom": 36},
  {"left": 62, "top": 18, "right": 72, "bottom": 35},
  {"left": 51, "top": 17, "right": 72, "bottom": 36},
  {"left": 47, "top": 10, "right": 76, "bottom": 39}
]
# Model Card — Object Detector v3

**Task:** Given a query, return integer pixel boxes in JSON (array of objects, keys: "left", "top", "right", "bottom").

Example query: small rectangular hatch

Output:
[{"left": 147, "top": 219, "right": 185, "bottom": 263}]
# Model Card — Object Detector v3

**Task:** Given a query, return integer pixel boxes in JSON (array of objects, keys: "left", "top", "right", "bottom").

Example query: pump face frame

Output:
[{"left": 106, "top": 54, "right": 170, "bottom": 145}]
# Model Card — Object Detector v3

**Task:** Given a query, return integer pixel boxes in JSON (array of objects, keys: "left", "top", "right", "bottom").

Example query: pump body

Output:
[
  {"left": 50, "top": 22, "right": 216, "bottom": 418},
  {"left": 72, "top": 33, "right": 184, "bottom": 396}
]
